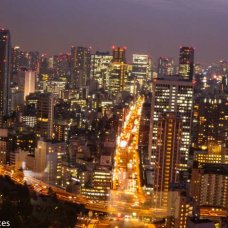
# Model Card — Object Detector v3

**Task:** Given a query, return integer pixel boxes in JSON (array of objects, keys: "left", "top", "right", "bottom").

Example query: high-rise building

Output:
[
  {"left": 0, "top": 129, "right": 10, "bottom": 164},
  {"left": 154, "top": 113, "right": 182, "bottom": 208},
  {"left": 179, "top": 47, "right": 194, "bottom": 81},
  {"left": 190, "top": 163, "right": 228, "bottom": 209},
  {"left": 109, "top": 46, "right": 128, "bottom": 96},
  {"left": 71, "top": 46, "right": 91, "bottom": 87},
  {"left": 149, "top": 76, "right": 193, "bottom": 173},
  {"left": 90, "top": 51, "right": 112, "bottom": 89},
  {"left": 132, "top": 54, "right": 151, "bottom": 88},
  {"left": 28, "top": 51, "right": 39, "bottom": 71},
  {"left": 0, "top": 29, "right": 11, "bottom": 126},
  {"left": 54, "top": 53, "right": 71, "bottom": 81},
  {"left": 36, "top": 93, "right": 54, "bottom": 140},
  {"left": 157, "top": 57, "right": 174, "bottom": 78},
  {"left": 11, "top": 46, "right": 21, "bottom": 74},
  {"left": 24, "top": 70, "right": 36, "bottom": 100},
  {"left": 112, "top": 46, "right": 126, "bottom": 63},
  {"left": 192, "top": 94, "right": 228, "bottom": 149}
]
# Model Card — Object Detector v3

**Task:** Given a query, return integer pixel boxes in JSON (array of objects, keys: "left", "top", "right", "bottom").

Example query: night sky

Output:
[{"left": 1, "top": 0, "right": 228, "bottom": 65}]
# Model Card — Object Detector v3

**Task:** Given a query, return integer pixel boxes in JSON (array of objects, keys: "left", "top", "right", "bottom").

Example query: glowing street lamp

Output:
[{"left": 120, "top": 140, "right": 127, "bottom": 148}]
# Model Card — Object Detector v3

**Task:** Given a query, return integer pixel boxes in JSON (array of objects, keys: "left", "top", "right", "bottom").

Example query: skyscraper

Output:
[
  {"left": 132, "top": 54, "right": 151, "bottom": 88},
  {"left": 157, "top": 57, "right": 174, "bottom": 78},
  {"left": 24, "top": 70, "right": 36, "bottom": 100},
  {"left": 72, "top": 46, "right": 91, "bottom": 87},
  {"left": 0, "top": 29, "right": 11, "bottom": 126},
  {"left": 149, "top": 76, "right": 193, "bottom": 173},
  {"left": 11, "top": 46, "right": 21, "bottom": 75},
  {"left": 36, "top": 93, "right": 54, "bottom": 140},
  {"left": 179, "top": 47, "right": 194, "bottom": 81},
  {"left": 112, "top": 46, "right": 126, "bottom": 63},
  {"left": 193, "top": 94, "right": 228, "bottom": 149},
  {"left": 90, "top": 51, "right": 112, "bottom": 90},
  {"left": 154, "top": 113, "right": 182, "bottom": 207},
  {"left": 109, "top": 46, "right": 128, "bottom": 96}
]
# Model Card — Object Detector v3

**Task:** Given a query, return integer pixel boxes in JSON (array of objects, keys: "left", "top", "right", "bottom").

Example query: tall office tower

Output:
[
  {"left": 39, "top": 54, "right": 49, "bottom": 75},
  {"left": 70, "top": 46, "right": 77, "bottom": 86},
  {"left": 149, "top": 76, "right": 193, "bottom": 173},
  {"left": 11, "top": 46, "right": 22, "bottom": 74},
  {"left": 157, "top": 57, "right": 174, "bottom": 78},
  {"left": 154, "top": 113, "right": 182, "bottom": 208},
  {"left": 219, "top": 59, "right": 228, "bottom": 74},
  {"left": 0, "top": 29, "right": 11, "bottom": 127},
  {"left": 24, "top": 70, "right": 36, "bottom": 100},
  {"left": 90, "top": 51, "right": 112, "bottom": 89},
  {"left": 192, "top": 94, "right": 228, "bottom": 149},
  {"left": 36, "top": 93, "right": 54, "bottom": 140},
  {"left": 219, "top": 60, "right": 228, "bottom": 92},
  {"left": 112, "top": 46, "right": 126, "bottom": 63},
  {"left": 179, "top": 47, "right": 194, "bottom": 81},
  {"left": 72, "top": 47, "right": 91, "bottom": 87},
  {"left": 54, "top": 53, "right": 71, "bottom": 81},
  {"left": 28, "top": 51, "right": 39, "bottom": 71},
  {"left": 132, "top": 54, "right": 152, "bottom": 88},
  {"left": 109, "top": 46, "right": 128, "bottom": 96}
]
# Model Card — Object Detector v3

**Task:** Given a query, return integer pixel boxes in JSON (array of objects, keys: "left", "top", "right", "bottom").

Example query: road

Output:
[
  {"left": 1, "top": 96, "right": 227, "bottom": 224},
  {"left": 112, "top": 96, "right": 144, "bottom": 195},
  {"left": 0, "top": 97, "right": 167, "bottom": 220}
]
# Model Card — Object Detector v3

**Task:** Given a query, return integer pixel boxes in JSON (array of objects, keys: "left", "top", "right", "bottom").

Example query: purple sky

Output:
[{"left": 1, "top": 0, "right": 228, "bottom": 65}]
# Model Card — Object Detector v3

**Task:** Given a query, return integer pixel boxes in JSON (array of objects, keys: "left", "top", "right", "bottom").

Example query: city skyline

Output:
[
  {"left": 1, "top": 0, "right": 228, "bottom": 65},
  {"left": 0, "top": 1, "right": 228, "bottom": 227}
]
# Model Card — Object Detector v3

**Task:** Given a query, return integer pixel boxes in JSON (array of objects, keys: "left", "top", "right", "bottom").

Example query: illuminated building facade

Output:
[
  {"left": 109, "top": 46, "right": 128, "bottom": 96},
  {"left": 90, "top": 51, "right": 112, "bottom": 89},
  {"left": 132, "top": 54, "right": 151, "bottom": 87},
  {"left": 193, "top": 94, "right": 228, "bottom": 149},
  {"left": 168, "top": 191, "right": 194, "bottom": 228},
  {"left": 0, "top": 29, "right": 11, "bottom": 126},
  {"left": 11, "top": 46, "right": 21, "bottom": 74},
  {"left": 36, "top": 93, "right": 54, "bottom": 140},
  {"left": 179, "top": 47, "right": 194, "bottom": 81},
  {"left": 73, "top": 46, "right": 91, "bottom": 87},
  {"left": 150, "top": 76, "right": 193, "bottom": 172},
  {"left": 157, "top": 56, "right": 174, "bottom": 78},
  {"left": 112, "top": 46, "right": 126, "bottom": 63},
  {"left": 154, "top": 113, "right": 182, "bottom": 208},
  {"left": 194, "top": 144, "right": 228, "bottom": 166},
  {"left": 0, "top": 129, "right": 9, "bottom": 164},
  {"left": 53, "top": 53, "right": 71, "bottom": 81},
  {"left": 81, "top": 168, "right": 112, "bottom": 200},
  {"left": 190, "top": 163, "right": 228, "bottom": 209},
  {"left": 34, "top": 140, "right": 66, "bottom": 185},
  {"left": 24, "top": 70, "right": 36, "bottom": 100}
]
